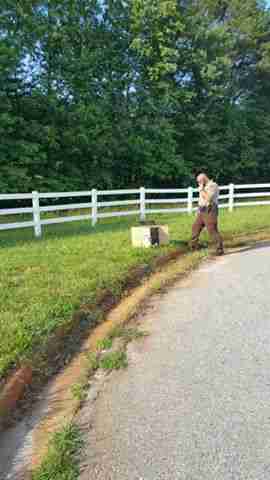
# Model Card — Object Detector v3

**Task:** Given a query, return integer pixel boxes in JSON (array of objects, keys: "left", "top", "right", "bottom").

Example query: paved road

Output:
[{"left": 79, "top": 245, "right": 270, "bottom": 480}]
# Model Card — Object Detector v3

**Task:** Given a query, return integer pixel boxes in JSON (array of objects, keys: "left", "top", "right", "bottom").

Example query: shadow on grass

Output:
[
  {"left": 0, "top": 213, "right": 189, "bottom": 250},
  {"left": 170, "top": 239, "right": 189, "bottom": 249},
  {"left": 0, "top": 218, "right": 135, "bottom": 249}
]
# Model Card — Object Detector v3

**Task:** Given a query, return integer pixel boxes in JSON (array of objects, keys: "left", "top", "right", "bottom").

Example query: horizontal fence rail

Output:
[{"left": 1, "top": 183, "right": 270, "bottom": 238}]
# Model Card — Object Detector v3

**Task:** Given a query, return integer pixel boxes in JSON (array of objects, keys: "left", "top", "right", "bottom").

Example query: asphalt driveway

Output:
[{"left": 79, "top": 245, "right": 270, "bottom": 480}]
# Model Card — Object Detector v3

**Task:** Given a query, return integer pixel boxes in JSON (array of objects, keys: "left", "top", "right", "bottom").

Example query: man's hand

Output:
[
  {"left": 200, "top": 190, "right": 209, "bottom": 201},
  {"left": 198, "top": 184, "right": 209, "bottom": 201}
]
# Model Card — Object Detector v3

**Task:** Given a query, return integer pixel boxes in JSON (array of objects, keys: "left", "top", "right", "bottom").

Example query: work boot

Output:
[
  {"left": 190, "top": 241, "right": 206, "bottom": 251},
  {"left": 190, "top": 244, "right": 201, "bottom": 252}
]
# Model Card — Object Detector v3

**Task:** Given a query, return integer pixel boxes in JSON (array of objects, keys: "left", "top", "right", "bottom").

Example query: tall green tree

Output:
[{"left": 0, "top": 0, "right": 270, "bottom": 193}]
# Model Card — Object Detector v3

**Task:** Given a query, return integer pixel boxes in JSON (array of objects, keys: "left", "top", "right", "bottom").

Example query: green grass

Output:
[
  {"left": 71, "top": 382, "right": 89, "bottom": 403},
  {"left": 99, "top": 350, "right": 128, "bottom": 370},
  {"left": 1, "top": 206, "right": 270, "bottom": 379},
  {"left": 109, "top": 326, "right": 149, "bottom": 343},
  {"left": 96, "top": 338, "right": 113, "bottom": 351},
  {"left": 70, "top": 336, "right": 130, "bottom": 404},
  {"left": 31, "top": 423, "right": 83, "bottom": 480},
  {"left": 70, "top": 351, "right": 99, "bottom": 403}
]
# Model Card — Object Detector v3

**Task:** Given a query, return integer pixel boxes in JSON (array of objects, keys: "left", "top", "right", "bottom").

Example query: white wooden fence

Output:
[{"left": 1, "top": 183, "right": 270, "bottom": 238}]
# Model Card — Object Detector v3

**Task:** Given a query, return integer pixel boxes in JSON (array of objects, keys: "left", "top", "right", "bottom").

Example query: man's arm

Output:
[{"left": 206, "top": 182, "right": 218, "bottom": 203}]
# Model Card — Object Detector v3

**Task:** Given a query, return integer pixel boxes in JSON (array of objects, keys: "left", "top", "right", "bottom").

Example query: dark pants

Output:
[{"left": 191, "top": 205, "right": 224, "bottom": 254}]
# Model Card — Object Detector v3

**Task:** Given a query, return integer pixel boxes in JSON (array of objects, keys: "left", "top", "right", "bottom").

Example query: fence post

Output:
[
  {"left": 187, "top": 186, "right": 193, "bottom": 215},
  {"left": 92, "top": 189, "right": 98, "bottom": 226},
  {"left": 229, "top": 183, "right": 234, "bottom": 212},
  {"left": 140, "top": 187, "right": 146, "bottom": 222},
  {"left": 32, "top": 191, "right": 42, "bottom": 238}
]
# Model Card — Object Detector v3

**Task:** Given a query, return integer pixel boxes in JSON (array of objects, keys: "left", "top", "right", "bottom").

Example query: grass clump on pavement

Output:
[
  {"left": 109, "top": 326, "right": 149, "bottom": 343},
  {"left": 99, "top": 350, "right": 128, "bottom": 371},
  {"left": 70, "top": 351, "right": 100, "bottom": 402},
  {"left": 1, "top": 206, "right": 270, "bottom": 380},
  {"left": 70, "top": 337, "right": 129, "bottom": 403},
  {"left": 96, "top": 338, "right": 113, "bottom": 351},
  {"left": 32, "top": 423, "right": 83, "bottom": 480},
  {"left": 71, "top": 382, "right": 89, "bottom": 403}
]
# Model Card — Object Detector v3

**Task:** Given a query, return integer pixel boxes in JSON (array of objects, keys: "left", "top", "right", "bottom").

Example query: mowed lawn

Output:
[{"left": 1, "top": 206, "right": 270, "bottom": 379}]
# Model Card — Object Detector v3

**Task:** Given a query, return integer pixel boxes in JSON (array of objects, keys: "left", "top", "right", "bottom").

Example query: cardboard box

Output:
[{"left": 131, "top": 225, "right": 169, "bottom": 248}]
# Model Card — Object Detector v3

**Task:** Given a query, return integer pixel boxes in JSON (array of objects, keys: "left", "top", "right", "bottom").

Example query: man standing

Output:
[{"left": 191, "top": 173, "right": 224, "bottom": 255}]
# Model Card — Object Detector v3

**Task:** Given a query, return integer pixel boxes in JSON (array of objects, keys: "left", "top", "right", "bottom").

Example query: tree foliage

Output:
[{"left": 0, "top": 0, "right": 270, "bottom": 192}]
